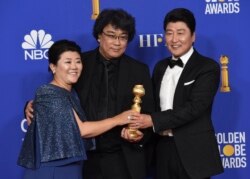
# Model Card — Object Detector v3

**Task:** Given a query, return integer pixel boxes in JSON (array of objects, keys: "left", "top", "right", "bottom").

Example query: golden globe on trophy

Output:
[{"left": 128, "top": 84, "right": 145, "bottom": 138}]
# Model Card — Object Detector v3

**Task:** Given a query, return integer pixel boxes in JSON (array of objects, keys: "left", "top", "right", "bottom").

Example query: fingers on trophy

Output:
[{"left": 128, "top": 84, "right": 145, "bottom": 138}]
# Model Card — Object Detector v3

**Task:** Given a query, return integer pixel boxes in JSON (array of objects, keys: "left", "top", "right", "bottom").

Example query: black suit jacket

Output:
[
  {"left": 151, "top": 49, "right": 224, "bottom": 179},
  {"left": 75, "top": 48, "right": 155, "bottom": 179}
]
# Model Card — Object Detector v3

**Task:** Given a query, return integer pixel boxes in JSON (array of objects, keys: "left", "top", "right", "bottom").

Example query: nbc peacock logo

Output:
[{"left": 22, "top": 29, "right": 54, "bottom": 60}]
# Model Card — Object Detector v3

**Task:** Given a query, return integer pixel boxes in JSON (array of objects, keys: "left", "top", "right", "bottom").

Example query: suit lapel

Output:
[{"left": 174, "top": 50, "right": 199, "bottom": 105}]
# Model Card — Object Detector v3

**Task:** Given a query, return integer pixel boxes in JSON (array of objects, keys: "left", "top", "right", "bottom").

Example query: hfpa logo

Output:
[
  {"left": 22, "top": 29, "right": 54, "bottom": 60},
  {"left": 138, "top": 33, "right": 165, "bottom": 48}
]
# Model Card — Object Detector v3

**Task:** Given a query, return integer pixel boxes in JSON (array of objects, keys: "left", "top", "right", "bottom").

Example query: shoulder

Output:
[
  {"left": 35, "top": 84, "right": 52, "bottom": 95},
  {"left": 123, "top": 54, "right": 149, "bottom": 69},
  {"left": 194, "top": 51, "right": 220, "bottom": 70},
  {"left": 154, "top": 57, "right": 169, "bottom": 68},
  {"left": 35, "top": 84, "right": 68, "bottom": 100},
  {"left": 81, "top": 49, "right": 98, "bottom": 61},
  {"left": 153, "top": 57, "right": 169, "bottom": 74},
  {"left": 36, "top": 84, "right": 60, "bottom": 94}
]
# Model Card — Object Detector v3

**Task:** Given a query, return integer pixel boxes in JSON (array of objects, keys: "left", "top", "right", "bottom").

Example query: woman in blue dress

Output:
[{"left": 17, "top": 40, "right": 138, "bottom": 179}]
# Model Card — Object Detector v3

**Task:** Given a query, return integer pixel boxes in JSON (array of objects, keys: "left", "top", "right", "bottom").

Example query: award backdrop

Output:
[{"left": 0, "top": 0, "right": 249, "bottom": 178}]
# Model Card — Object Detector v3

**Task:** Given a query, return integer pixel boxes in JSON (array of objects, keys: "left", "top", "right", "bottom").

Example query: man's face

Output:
[
  {"left": 165, "top": 21, "right": 195, "bottom": 58},
  {"left": 98, "top": 24, "right": 129, "bottom": 60}
]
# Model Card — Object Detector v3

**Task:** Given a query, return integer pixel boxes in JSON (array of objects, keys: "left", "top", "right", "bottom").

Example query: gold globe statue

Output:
[{"left": 128, "top": 85, "right": 145, "bottom": 138}]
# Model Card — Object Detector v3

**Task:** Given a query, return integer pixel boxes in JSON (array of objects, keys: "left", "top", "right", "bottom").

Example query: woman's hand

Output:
[
  {"left": 112, "top": 110, "right": 140, "bottom": 126},
  {"left": 25, "top": 100, "right": 34, "bottom": 125}
]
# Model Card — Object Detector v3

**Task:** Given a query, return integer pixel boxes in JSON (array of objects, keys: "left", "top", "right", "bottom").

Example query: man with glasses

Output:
[{"left": 74, "top": 9, "right": 155, "bottom": 179}]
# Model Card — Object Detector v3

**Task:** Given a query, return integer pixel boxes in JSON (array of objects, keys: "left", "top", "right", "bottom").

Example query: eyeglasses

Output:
[{"left": 102, "top": 31, "right": 128, "bottom": 42}]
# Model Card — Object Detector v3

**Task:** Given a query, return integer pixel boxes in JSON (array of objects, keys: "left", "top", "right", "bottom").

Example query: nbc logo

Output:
[
  {"left": 22, "top": 29, "right": 54, "bottom": 60},
  {"left": 20, "top": 118, "right": 28, "bottom": 141}
]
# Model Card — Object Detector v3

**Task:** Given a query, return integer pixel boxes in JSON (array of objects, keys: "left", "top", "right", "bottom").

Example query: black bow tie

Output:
[{"left": 169, "top": 58, "right": 183, "bottom": 68}]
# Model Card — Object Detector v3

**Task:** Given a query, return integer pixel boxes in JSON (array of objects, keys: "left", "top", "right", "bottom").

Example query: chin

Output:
[{"left": 69, "top": 79, "right": 79, "bottom": 84}]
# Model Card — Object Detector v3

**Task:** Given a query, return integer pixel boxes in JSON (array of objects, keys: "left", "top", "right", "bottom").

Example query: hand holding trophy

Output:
[{"left": 128, "top": 84, "right": 145, "bottom": 138}]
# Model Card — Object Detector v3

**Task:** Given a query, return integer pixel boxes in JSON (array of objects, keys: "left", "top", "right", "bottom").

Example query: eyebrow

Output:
[
  {"left": 105, "top": 30, "right": 128, "bottom": 35},
  {"left": 166, "top": 28, "right": 186, "bottom": 31}
]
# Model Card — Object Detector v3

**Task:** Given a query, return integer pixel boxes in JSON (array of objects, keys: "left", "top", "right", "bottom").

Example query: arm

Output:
[
  {"left": 74, "top": 109, "right": 139, "bottom": 138},
  {"left": 139, "top": 61, "right": 220, "bottom": 132}
]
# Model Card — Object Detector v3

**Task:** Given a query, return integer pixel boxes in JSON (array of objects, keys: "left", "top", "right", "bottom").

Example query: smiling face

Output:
[
  {"left": 165, "top": 21, "right": 195, "bottom": 58},
  {"left": 98, "top": 24, "right": 128, "bottom": 60},
  {"left": 50, "top": 51, "right": 82, "bottom": 90}
]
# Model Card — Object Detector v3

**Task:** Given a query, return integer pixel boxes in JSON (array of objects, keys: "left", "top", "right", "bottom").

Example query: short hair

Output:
[
  {"left": 48, "top": 39, "right": 82, "bottom": 71},
  {"left": 93, "top": 8, "right": 136, "bottom": 42},
  {"left": 163, "top": 8, "right": 196, "bottom": 35}
]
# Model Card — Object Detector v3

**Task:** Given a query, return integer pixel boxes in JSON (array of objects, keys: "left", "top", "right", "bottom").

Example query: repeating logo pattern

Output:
[
  {"left": 205, "top": 0, "right": 240, "bottom": 14},
  {"left": 216, "top": 132, "right": 247, "bottom": 168},
  {"left": 22, "top": 29, "right": 54, "bottom": 60},
  {"left": 138, "top": 34, "right": 164, "bottom": 48}
]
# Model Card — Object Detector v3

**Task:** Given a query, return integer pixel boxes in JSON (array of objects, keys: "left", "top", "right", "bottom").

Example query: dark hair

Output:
[
  {"left": 163, "top": 8, "right": 196, "bottom": 35},
  {"left": 48, "top": 39, "right": 82, "bottom": 71},
  {"left": 93, "top": 8, "right": 136, "bottom": 42}
]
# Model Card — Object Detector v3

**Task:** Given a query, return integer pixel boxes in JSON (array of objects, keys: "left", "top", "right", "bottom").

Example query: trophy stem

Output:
[{"left": 128, "top": 85, "right": 145, "bottom": 138}]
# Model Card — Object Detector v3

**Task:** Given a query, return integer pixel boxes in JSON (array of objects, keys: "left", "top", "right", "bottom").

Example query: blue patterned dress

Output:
[{"left": 18, "top": 84, "right": 89, "bottom": 179}]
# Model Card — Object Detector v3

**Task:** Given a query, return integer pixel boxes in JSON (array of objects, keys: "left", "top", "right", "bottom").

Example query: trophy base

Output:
[
  {"left": 128, "top": 128, "right": 138, "bottom": 138},
  {"left": 220, "top": 86, "right": 230, "bottom": 92}
]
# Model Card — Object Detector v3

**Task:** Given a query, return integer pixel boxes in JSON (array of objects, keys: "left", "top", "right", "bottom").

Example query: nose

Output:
[
  {"left": 113, "top": 37, "right": 122, "bottom": 45},
  {"left": 71, "top": 62, "right": 77, "bottom": 69},
  {"left": 171, "top": 33, "right": 178, "bottom": 42}
]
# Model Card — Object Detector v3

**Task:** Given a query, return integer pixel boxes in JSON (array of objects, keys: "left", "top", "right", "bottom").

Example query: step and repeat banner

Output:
[{"left": 0, "top": 0, "right": 249, "bottom": 178}]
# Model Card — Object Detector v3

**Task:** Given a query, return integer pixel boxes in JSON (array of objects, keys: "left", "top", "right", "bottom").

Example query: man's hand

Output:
[
  {"left": 135, "top": 114, "right": 154, "bottom": 129},
  {"left": 121, "top": 127, "right": 144, "bottom": 143},
  {"left": 25, "top": 100, "right": 34, "bottom": 125}
]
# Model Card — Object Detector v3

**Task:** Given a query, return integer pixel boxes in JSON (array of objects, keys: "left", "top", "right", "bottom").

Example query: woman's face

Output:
[{"left": 50, "top": 51, "right": 82, "bottom": 90}]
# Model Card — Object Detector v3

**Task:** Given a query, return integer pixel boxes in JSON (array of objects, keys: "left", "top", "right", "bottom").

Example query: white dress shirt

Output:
[{"left": 158, "top": 47, "right": 194, "bottom": 136}]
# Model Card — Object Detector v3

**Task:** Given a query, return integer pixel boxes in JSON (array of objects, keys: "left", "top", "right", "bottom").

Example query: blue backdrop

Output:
[{"left": 0, "top": 0, "right": 249, "bottom": 178}]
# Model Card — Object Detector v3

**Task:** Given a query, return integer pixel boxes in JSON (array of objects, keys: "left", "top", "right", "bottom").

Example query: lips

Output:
[
  {"left": 171, "top": 44, "right": 181, "bottom": 49},
  {"left": 68, "top": 71, "right": 80, "bottom": 76},
  {"left": 111, "top": 48, "right": 121, "bottom": 52}
]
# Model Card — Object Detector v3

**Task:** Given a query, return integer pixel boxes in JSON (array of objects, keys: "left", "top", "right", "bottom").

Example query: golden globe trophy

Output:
[
  {"left": 220, "top": 55, "right": 231, "bottom": 92},
  {"left": 128, "top": 84, "right": 145, "bottom": 138},
  {"left": 91, "top": 0, "right": 100, "bottom": 20}
]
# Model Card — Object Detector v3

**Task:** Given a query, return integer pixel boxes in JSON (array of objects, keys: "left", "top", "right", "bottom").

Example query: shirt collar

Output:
[
  {"left": 97, "top": 50, "right": 120, "bottom": 67},
  {"left": 172, "top": 46, "right": 194, "bottom": 67}
]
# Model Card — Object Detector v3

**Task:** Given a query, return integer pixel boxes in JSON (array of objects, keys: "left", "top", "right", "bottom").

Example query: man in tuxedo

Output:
[{"left": 134, "top": 8, "right": 224, "bottom": 179}]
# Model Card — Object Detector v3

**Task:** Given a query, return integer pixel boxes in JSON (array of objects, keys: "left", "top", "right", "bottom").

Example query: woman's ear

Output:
[{"left": 49, "top": 63, "right": 56, "bottom": 74}]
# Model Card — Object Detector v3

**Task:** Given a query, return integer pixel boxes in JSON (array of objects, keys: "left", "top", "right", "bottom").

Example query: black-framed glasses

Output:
[{"left": 102, "top": 31, "right": 128, "bottom": 42}]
